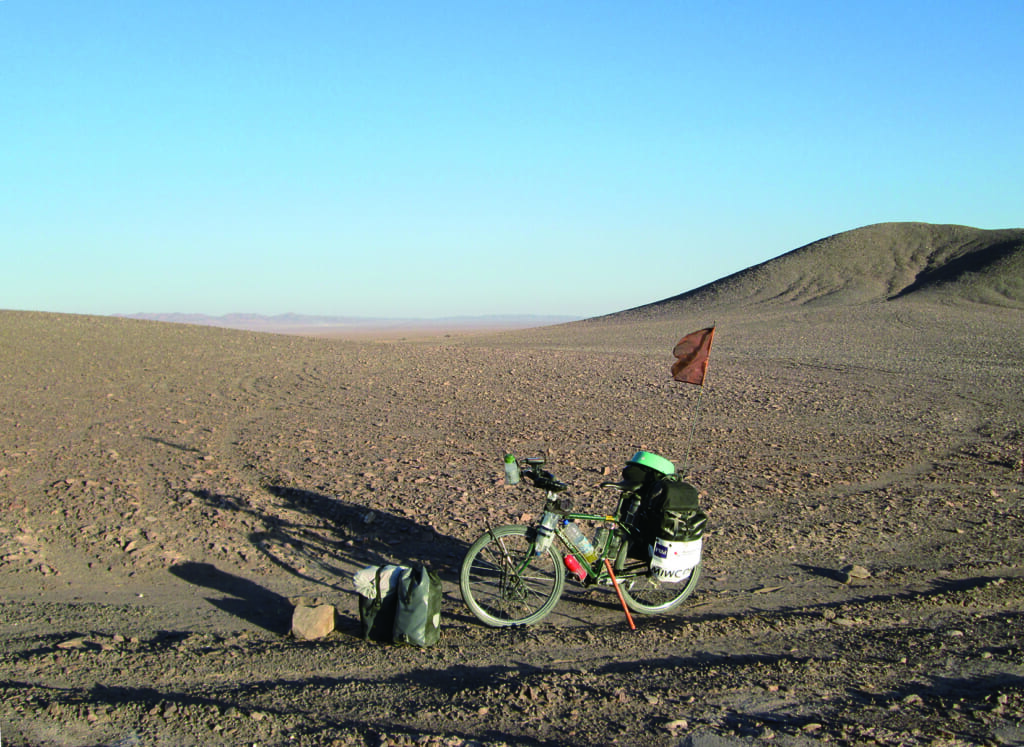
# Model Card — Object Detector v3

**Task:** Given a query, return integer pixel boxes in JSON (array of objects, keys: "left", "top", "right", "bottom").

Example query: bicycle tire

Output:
[
  {"left": 460, "top": 525, "right": 565, "bottom": 627},
  {"left": 613, "top": 541, "right": 701, "bottom": 614}
]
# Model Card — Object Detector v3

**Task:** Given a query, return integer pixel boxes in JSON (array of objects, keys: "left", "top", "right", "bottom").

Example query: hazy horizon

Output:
[{"left": 5, "top": 2, "right": 1022, "bottom": 319}]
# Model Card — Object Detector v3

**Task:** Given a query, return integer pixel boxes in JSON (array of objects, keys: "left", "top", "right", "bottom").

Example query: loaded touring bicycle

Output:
[{"left": 459, "top": 451, "right": 708, "bottom": 627}]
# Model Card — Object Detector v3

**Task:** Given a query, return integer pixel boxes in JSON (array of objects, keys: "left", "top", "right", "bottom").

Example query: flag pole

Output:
[
  {"left": 680, "top": 382, "right": 706, "bottom": 476},
  {"left": 673, "top": 323, "right": 715, "bottom": 477}
]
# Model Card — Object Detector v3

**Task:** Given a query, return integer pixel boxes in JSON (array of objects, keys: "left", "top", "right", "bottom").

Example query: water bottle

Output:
[
  {"left": 563, "top": 553, "right": 588, "bottom": 582},
  {"left": 503, "top": 454, "right": 520, "bottom": 485},
  {"left": 593, "top": 525, "right": 609, "bottom": 553},
  {"left": 562, "top": 520, "right": 598, "bottom": 563},
  {"left": 533, "top": 511, "right": 557, "bottom": 554}
]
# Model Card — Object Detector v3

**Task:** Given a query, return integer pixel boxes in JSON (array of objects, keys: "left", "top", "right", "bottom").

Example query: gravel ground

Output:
[{"left": 1, "top": 292, "right": 1022, "bottom": 746}]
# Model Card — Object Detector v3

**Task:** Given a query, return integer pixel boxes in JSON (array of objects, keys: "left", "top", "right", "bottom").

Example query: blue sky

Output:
[{"left": 3, "top": 2, "right": 1022, "bottom": 319}]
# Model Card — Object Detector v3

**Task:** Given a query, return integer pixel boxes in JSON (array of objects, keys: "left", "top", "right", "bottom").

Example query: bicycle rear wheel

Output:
[
  {"left": 460, "top": 525, "right": 565, "bottom": 627},
  {"left": 614, "top": 543, "right": 701, "bottom": 614}
]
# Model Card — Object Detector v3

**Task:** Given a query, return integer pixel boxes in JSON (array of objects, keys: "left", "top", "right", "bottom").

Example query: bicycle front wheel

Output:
[
  {"left": 614, "top": 542, "right": 702, "bottom": 614},
  {"left": 460, "top": 525, "right": 565, "bottom": 627}
]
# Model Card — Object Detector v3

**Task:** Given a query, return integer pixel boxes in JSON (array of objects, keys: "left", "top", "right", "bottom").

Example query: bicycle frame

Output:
[{"left": 529, "top": 488, "right": 647, "bottom": 586}]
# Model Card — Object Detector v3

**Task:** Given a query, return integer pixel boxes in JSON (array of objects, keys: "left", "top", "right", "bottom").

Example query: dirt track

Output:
[{"left": 1, "top": 296, "right": 1023, "bottom": 746}]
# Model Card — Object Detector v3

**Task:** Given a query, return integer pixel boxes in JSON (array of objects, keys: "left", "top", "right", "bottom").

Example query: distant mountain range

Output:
[
  {"left": 118, "top": 223, "right": 1024, "bottom": 335},
  {"left": 115, "top": 312, "right": 580, "bottom": 334}
]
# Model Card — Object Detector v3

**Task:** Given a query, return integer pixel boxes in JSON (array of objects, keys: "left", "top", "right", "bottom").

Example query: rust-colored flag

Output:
[{"left": 671, "top": 327, "right": 715, "bottom": 385}]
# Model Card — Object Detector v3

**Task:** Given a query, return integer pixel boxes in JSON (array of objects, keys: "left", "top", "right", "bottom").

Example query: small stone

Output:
[
  {"left": 57, "top": 637, "right": 87, "bottom": 649},
  {"left": 291, "top": 604, "right": 336, "bottom": 640},
  {"left": 842, "top": 565, "right": 871, "bottom": 582},
  {"left": 664, "top": 719, "right": 689, "bottom": 731}
]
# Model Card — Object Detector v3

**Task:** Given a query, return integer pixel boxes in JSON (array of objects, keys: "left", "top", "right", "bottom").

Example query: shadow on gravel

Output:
[
  {"left": 169, "top": 562, "right": 291, "bottom": 634},
  {"left": 794, "top": 564, "right": 848, "bottom": 583},
  {"left": 887, "top": 671, "right": 1024, "bottom": 705},
  {"left": 190, "top": 485, "right": 469, "bottom": 591},
  {"left": 14, "top": 677, "right": 545, "bottom": 747},
  {"left": 143, "top": 435, "right": 204, "bottom": 454},
  {"left": 263, "top": 484, "right": 470, "bottom": 580},
  {"left": 656, "top": 572, "right": 1017, "bottom": 630}
]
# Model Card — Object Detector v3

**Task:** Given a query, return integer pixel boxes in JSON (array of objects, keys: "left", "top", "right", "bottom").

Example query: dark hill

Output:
[{"left": 624, "top": 223, "right": 1024, "bottom": 317}]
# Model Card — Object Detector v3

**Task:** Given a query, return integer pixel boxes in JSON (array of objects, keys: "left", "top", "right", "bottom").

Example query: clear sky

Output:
[{"left": 3, "top": 2, "right": 1022, "bottom": 319}]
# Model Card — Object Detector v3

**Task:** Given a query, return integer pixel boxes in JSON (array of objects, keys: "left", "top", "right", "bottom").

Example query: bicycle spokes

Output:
[{"left": 460, "top": 525, "right": 564, "bottom": 626}]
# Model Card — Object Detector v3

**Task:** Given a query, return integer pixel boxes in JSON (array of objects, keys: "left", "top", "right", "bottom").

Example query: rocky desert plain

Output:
[{"left": 2, "top": 222, "right": 1023, "bottom": 747}]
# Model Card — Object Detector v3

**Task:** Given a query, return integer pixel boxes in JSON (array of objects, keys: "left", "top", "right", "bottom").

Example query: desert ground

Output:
[{"left": 2, "top": 223, "right": 1023, "bottom": 746}]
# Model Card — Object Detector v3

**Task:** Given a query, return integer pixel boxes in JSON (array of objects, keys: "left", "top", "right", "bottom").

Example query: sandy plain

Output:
[{"left": 1, "top": 223, "right": 1023, "bottom": 746}]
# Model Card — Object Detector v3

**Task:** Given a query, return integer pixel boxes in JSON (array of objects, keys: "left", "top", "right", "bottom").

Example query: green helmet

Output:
[{"left": 627, "top": 451, "right": 675, "bottom": 476}]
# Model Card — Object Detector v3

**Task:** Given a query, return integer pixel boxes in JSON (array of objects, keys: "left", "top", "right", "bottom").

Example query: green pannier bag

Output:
[{"left": 393, "top": 565, "right": 442, "bottom": 647}]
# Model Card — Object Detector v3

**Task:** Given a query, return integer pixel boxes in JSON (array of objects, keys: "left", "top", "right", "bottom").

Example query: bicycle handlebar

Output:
[
  {"left": 516, "top": 459, "right": 568, "bottom": 493},
  {"left": 514, "top": 458, "right": 637, "bottom": 494},
  {"left": 524, "top": 469, "right": 568, "bottom": 493}
]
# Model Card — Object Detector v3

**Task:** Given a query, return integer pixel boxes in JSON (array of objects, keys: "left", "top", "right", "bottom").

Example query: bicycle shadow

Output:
[{"left": 186, "top": 484, "right": 469, "bottom": 593}]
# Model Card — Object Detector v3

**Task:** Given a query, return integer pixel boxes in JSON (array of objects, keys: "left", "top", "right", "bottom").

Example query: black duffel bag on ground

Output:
[{"left": 358, "top": 565, "right": 402, "bottom": 642}]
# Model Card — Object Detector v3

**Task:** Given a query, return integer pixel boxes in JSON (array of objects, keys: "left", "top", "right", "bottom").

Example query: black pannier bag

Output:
[
  {"left": 619, "top": 452, "right": 678, "bottom": 560},
  {"left": 647, "top": 476, "right": 707, "bottom": 582},
  {"left": 357, "top": 565, "right": 402, "bottom": 642},
  {"left": 657, "top": 477, "right": 705, "bottom": 539},
  {"left": 626, "top": 472, "right": 707, "bottom": 562},
  {"left": 618, "top": 467, "right": 684, "bottom": 557}
]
